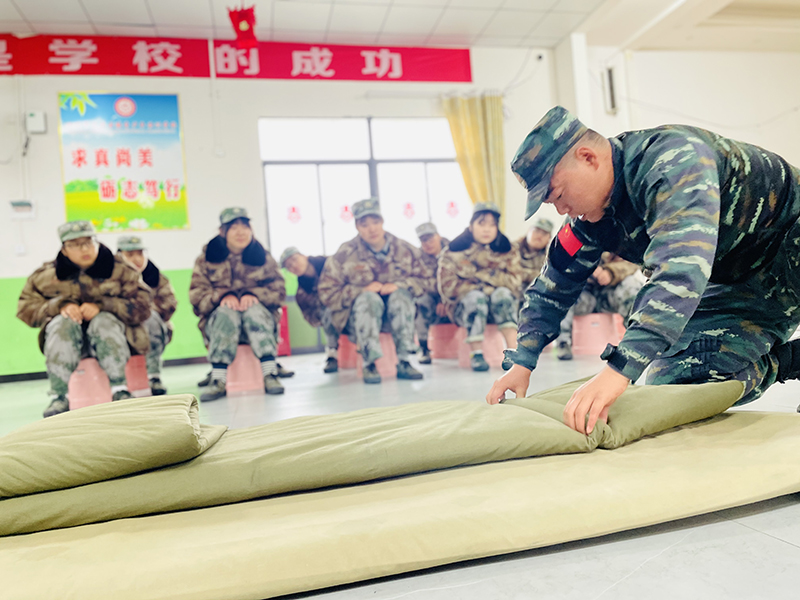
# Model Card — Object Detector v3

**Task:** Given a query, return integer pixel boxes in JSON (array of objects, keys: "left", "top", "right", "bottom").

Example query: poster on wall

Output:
[{"left": 59, "top": 92, "right": 189, "bottom": 232}]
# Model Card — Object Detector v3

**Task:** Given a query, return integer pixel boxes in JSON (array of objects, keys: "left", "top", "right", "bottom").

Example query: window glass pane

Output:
[
  {"left": 370, "top": 118, "right": 456, "bottom": 160},
  {"left": 319, "top": 164, "right": 371, "bottom": 255},
  {"left": 265, "top": 165, "right": 324, "bottom": 260},
  {"left": 258, "top": 118, "right": 370, "bottom": 161},
  {"left": 376, "top": 162, "right": 430, "bottom": 246},
  {"left": 426, "top": 162, "right": 472, "bottom": 242}
]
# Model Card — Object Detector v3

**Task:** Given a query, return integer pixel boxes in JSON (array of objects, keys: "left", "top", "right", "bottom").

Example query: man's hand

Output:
[
  {"left": 593, "top": 267, "right": 612, "bottom": 287},
  {"left": 220, "top": 295, "right": 240, "bottom": 310},
  {"left": 79, "top": 303, "right": 100, "bottom": 321},
  {"left": 486, "top": 364, "right": 532, "bottom": 405},
  {"left": 364, "top": 282, "right": 383, "bottom": 293},
  {"left": 61, "top": 303, "right": 83, "bottom": 324},
  {"left": 380, "top": 282, "right": 398, "bottom": 295},
  {"left": 435, "top": 303, "right": 448, "bottom": 317},
  {"left": 239, "top": 294, "right": 258, "bottom": 311},
  {"left": 563, "top": 366, "right": 630, "bottom": 434}
]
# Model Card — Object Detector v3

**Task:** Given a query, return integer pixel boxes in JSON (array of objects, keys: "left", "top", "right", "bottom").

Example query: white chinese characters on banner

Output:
[
  {"left": 48, "top": 39, "right": 99, "bottom": 72},
  {"left": 215, "top": 44, "right": 260, "bottom": 75},
  {"left": 291, "top": 47, "right": 334, "bottom": 78},
  {"left": 0, "top": 40, "right": 11, "bottom": 72},
  {"left": 361, "top": 49, "right": 402, "bottom": 79},
  {"left": 132, "top": 41, "right": 183, "bottom": 74}
]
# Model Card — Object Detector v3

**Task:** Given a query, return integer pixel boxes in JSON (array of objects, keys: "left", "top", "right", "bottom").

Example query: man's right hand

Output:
[
  {"left": 485, "top": 364, "right": 532, "bottom": 405},
  {"left": 364, "top": 282, "right": 383, "bottom": 293},
  {"left": 435, "top": 303, "right": 448, "bottom": 317},
  {"left": 220, "top": 295, "right": 240, "bottom": 310},
  {"left": 60, "top": 303, "right": 83, "bottom": 324}
]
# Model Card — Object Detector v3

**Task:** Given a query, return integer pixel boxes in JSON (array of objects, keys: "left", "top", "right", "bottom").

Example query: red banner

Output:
[{"left": 0, "top": 34, "right": 471, "bottom": 82}]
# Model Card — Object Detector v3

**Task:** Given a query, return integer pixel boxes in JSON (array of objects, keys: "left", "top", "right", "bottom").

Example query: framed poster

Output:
[{"left": 59, "top": 92, "right": 188, "bottom": 232}]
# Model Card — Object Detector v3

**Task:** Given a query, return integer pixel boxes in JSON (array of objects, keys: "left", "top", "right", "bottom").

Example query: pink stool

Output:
[
  {"left": 355, "top": 332, "right": 398, "bottom": 378},
  {"left": 68, "top": 355, "right": 152, "bottom": 409},
  {"left": 428, "top": 323, "right": 460, "bottom": 359},
  {"left": 125, "top": 355, "right": 152, "bottom": 398},
  {"left": 572, "top": 313, "right": 626, "bottom": 356},
  {"left": 338, "top": 335, "right": 359, "bottom": 370},
  {"left": 457, "top": 325, "right": 506, "bottom": 369},
  {"left": 226, "top": 344, "right": 265, "bottom": 395}
]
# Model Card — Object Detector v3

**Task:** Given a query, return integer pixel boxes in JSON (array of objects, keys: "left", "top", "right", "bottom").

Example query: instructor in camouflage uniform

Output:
[
  {"left": 190, "top": 208, "right": 287, "bottom": 400},
  {"left": 117, "top": 235, "right": 178, "bottom": 395},
  {"left": 488, "top": 105, "right": 800, "bottom": 435},
  {"left": 517, "top": 217, "right": 553, "bottom": 294},
  {"left": 413, "top": 222, "right": 449, "bottom": 364},
  {"left": 438, "top": 202, "right": 522, "bottom": 371},
  {"left": 318, "top": 198, "right": 428, "bottom": 384},
  {"left": 17, "top": 221, "right": 151, "bottom": 417}
]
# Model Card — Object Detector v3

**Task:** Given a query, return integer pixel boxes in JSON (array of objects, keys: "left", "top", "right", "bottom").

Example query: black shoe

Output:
[
  {"left": 43, "top": 396, "right": 69, "bottom": 418},
  {"left": 397, "top": 360, "right": 423, "bottom": 380},
  {"left": 197, "top": 371, "right": 212, "bottom": 387},
  {"left": 112, "top": 389, "right": 133, "bottom": 402},
  {"left": 200, "top": 379, "right": 227, "bottom": 402},
  {"left": 276, "top": 362, "right": 295, "bottom": 378},
  {"left": 470, "top": 353, "right": 490, "bottom": 372},
  {"left": 323, "top": 356, "right": 339, "bottom": 373},
  {"left": 264, "top": 374, "right": 285, "bottom": 395},
  {"left": 557, "top": 341, "right": 573, "bottom": 361},
  {"left": 419, "top": 347, "right": 432, "bottom": 365},
  {"left": 363, "top": 363, "right": 381, "bottom": 384},
  {"left": 149, "top": 377, "right": 167, "bottom": 396},
  {"left": 774, "top": 339, "right": 800, "bottom": 383}
]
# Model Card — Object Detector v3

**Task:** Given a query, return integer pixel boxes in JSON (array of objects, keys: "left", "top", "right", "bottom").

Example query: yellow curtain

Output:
[{"left": 442, "top": 93, "right": 506, "bottom": 227}]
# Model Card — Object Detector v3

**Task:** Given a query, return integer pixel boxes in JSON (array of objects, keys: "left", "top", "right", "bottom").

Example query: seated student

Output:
[
  {"left": 438, "top": 202, "right": 522, "bottom": 371},
  {"left": 189, "top": 207, "right": 287, "bottom": 400},
  {"left": 318, "top": 198, "right": 429, "bottom": 384},
  {"left": 517, "top": 217, "right": 554, "bottom": 294},
  {"left": 117, "top": 235, "right": 177, "bottom": 395},
  {"left": 16, "top": 221, "right": 151, "bottom": 417},
  {"left": 280, "top": 247, "right": 341, "bottom": 374},
  {"left": 555, "top": 252, "right": 645, "bottom": 360},
  {"left": 413, "top": 222, "right": 450, "bottom": 364}
]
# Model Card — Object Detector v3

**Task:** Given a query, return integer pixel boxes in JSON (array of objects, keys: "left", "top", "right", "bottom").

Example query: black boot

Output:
[
  {"left": 773, "top": 339, "right": 800, "bottom": 383},
  {"left": 418, "top": 340, "right": 432, "bottom": 365}
]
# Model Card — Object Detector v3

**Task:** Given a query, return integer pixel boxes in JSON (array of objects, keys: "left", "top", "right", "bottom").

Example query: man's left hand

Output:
[
  {"left": 239, "top": 295, "right": 259, "bottom": 311},
  {"left": 79, "top": 303, "right": 100, "bottom": 321},
  {"left": 563, "top": 366, "right": 630, "bottom": 434}
]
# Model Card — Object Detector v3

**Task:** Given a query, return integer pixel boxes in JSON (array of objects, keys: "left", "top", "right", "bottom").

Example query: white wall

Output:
[{"left": 0, "top": 47, "right": 556, "bottom": 279}]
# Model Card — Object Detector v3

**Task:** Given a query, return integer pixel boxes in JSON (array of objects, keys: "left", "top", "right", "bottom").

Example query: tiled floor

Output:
[{"left": 3, "top": 351, "right": 800, "bottom": 599}]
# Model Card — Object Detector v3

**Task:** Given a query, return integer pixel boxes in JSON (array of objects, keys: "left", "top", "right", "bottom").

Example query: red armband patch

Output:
[{"left": 557, "top": 223, "right": 583, "bottom": 257}]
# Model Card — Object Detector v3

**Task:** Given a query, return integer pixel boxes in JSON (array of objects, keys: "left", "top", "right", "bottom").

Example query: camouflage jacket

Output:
[
  {"left": 515, "top": 125, "right": 800, "bottom": 381},
  {"left": 517, "top": 236, "right": 548, "bottom": 291},
  {"left": 189, "top": 236, "right": 285, "bottom": 338},
  {"left": 599, "top": 253, "right": 640, "bottom": 287},
  {"left": 318, "top": 232, "right": 432, "bottom": 332},
  {"left": 17, "top": 244, "right": 152, "bottom": 354},
  {"left": 138, "top": 258, "right": 177, "bottom": 342},
  {"left": 419, "top": 238, "right": 449, "bottom": 298},
  {"left": 295, "top": 255, "right": 329, "bottom": 328},
  {"left": 438, "top": 229, "right": 522, "bottom": 319}
]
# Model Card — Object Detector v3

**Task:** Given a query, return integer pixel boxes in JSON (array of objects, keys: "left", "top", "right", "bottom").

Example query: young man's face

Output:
[
  {"left": 62, "top": 236, "right": 99, "bottom": 268},
  {"left": 470, "top": 213, "right": 498, "bottom": 245},
  {"left": 284, "top": 253, "right": 309, "bottom": 277},
  {"left": 526, "top": 228, "right": 550, "bottom": 251},
  {"left": 545, "top": 145, "right": 612, "bottom": 223},
  {"left": 223, "top": 218, "right": 254, "bottom": 253},
  {"left": 355, "top": 215, "right": 386, "bottom": 247},
  {"left": 121, "top": 249, "right": 146, "bottom": 271},
  {"left": 420, "top": 233, "right": 442, "bottom": 256}
]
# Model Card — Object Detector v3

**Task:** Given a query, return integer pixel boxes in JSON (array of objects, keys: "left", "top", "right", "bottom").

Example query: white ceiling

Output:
[{"left": 1, "top": 0, "right": 606, "bottom": 48}]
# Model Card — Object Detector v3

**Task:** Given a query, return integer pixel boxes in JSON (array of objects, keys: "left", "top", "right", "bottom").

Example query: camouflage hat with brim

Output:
[
  {"left": 511, "top": 106, "right": 589, "bottom": 220},
  {"left": 220, "top": 207, "right": 250, "bottom": 225},
  {"left": 473, "top": 201, "right": 501, "bottom": 217},
  {"left": 280, "top": 246, "right": 301, "bottom": 267},
  {"left": 58, "top": 220, "right": 96, "bottom": 243},
  {"left": 117, "top": 235, "right": 145, "bottom": 252},
  {"left": 352, "top": 197, "right": 381, "bottom": 221},
  {"left": 532, "top": 217, "right": 554, "bottom": 233},
  {"left": 415, "top": 222, "right": 438, "bottom": 239}
]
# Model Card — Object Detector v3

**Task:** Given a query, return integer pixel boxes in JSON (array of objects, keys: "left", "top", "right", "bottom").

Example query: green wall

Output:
[{"left": 1, "top": 268, "right": 320, "bottom": 377}]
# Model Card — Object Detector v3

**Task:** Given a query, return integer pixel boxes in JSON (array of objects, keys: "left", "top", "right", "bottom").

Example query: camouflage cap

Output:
[
  {"left": 415, "top": 222, "right": 438, "bottom": 239},
  {"left": 117, "top": 235, "right": 145, "bottom": 252},
  {"left": 510, "top": 106, "right": 589, "bottom": 219},
  {"left": 531, "top": 217, "right": 554, "bottom": 233},
  {"left": 352, "top": 197, "right": 381, "bottom": 221},
  {"left": 279, "top": 246, "right": 301, "bottom": 267},
  {"left": 220, "top": 207, "right": 250, "bottom": 225},
  {"left": 58, "top": 220, "right": 96, "bottom": 243},
  {"left": 473, "top": 201, "right": 501, "bottom": 217}
]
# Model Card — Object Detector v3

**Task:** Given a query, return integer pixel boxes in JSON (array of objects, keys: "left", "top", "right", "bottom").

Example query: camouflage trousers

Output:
[
  {"left": 206, "top": 303, "right": 277, "bottom": 365},
  {"left": 646, "top": 218, "right": 800, "bottom": 404},
  {"left": 346, "top": 289, "right": 415, "bottom": 364},
  {"left": 44, "top": 312, "right": 130, "bottom": 398},
  {"left": 414, "top": 292, "right": 451, "bottom": 342},
  {"left": 558, "top": 273, "right": 645, "bottom": 345},
  {"left": 320, "top": 307, "right": 340, "bottom": 351},
  {"left": 144, "top": 312, "right": 172, "bottom": 376},
  {"left": 454, "top": 287, "right": 518, "bottom": 343}
]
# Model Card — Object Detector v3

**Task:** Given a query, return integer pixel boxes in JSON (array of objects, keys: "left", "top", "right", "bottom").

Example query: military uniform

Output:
[
  {"left": 413, "top": 222, "right": 450, "bottom": 348},
  {"left": 517, "top": 217, "right": 554, "bottom": 293},
  {"left": 509, "top": 105, "right": 800, "bottom": 404},
  {"left": 17, "top": 221, "right": 151, "bottom": 416}
]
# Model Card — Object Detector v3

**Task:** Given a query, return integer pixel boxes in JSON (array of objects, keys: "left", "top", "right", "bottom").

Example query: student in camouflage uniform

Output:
[
  {"left": 488, "top": 105, "right": 800, "bottom": 435},
  {"left": 17, "top": 221, "right": 151, "bottom": 417},
  {"left": 317, "top": 198, "right": 429, "bottom": 384},
  {"left": 438, "top": 202, "right": 522, "bottom": 371},
  {"left": 555, "top": 252, "right": 645, "bottom": 360},
  {"left": 413, "top": 222, "right": 450, "bottom": 364},
  {"left": 280, "top": 246, "right": 341, "bottom": 374},
  {"left": 517, "top": 217, "right": 554, "bottom": 293},
  {"left": 117, "top": 235, "right": 177, "bottom": 395},
  {"left": 189, "top": 207, "right": 287, "bottom": 400}
]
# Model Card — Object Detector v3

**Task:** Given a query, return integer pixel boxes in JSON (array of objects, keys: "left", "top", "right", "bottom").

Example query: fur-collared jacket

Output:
[
  {"left": 17, "top": 243, "right": 152, "bottom": 354},
  {"left": 118, "top": 253, "right": 178, "bottom": 338}
]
